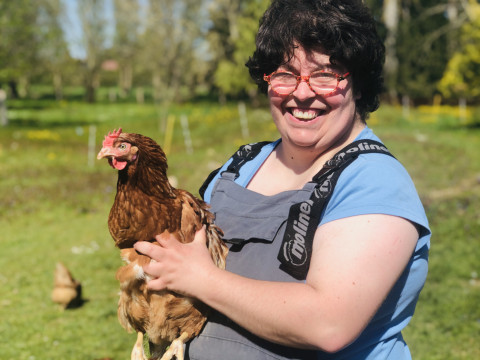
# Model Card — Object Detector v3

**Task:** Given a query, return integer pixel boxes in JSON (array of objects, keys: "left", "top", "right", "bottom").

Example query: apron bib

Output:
[
  {"left": 188, "top": 139, "right": 393, "bottom": 359},
  {"left": 186, "top": 172, "right": 317, "bottom": 360}
]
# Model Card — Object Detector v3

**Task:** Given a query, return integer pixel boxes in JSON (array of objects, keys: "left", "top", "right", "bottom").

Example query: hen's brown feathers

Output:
[{"left": 100, "top": 130, "right": 227, "bottom": 358}]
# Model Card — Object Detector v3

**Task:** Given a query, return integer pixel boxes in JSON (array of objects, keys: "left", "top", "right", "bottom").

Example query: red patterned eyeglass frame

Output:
[{"left": 263, "top": 70, "right": 350, "bottom": 96}]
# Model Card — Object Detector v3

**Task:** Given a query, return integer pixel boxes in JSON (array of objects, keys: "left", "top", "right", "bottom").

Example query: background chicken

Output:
[
  {"left": 51, "top": 262, "right": 82, "bottom": 309},
  {"left": 97, "top": 128, "right": 228, "bottom": 360}
]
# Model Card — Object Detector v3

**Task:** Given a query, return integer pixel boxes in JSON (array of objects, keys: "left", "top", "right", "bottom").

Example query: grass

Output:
[{"left": 0, "top": 98, "right": 479, "bottom": 359}]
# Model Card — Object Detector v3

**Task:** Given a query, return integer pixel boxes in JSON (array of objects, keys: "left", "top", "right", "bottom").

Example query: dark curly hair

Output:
[{"left": 246, "top": 0, "right": 385, "bottom": 121}]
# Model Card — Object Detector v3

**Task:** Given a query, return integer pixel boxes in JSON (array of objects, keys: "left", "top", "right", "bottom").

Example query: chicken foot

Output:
[
  {"left": 131, "top": 332, "right": 148, "bottom": 360},
  {"left": 159, "top": 332, "right": 189, "bottom": 360}
]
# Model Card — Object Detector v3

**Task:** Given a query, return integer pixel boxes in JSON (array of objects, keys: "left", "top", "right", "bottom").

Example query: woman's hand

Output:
[{"left": 133, "top": 227, "right": 218, "bottom": 297}]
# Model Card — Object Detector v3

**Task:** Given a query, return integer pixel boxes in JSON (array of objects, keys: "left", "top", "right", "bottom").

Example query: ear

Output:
[{"left": 131, "top": 146, "right": 139, "bottom": 155}]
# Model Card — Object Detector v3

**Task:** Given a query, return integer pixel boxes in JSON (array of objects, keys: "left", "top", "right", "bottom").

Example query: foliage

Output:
[
  {"left": 138, "top": 0, "right": 211, "bottom": 103},
  {"left": 438, "top": 1, "right": 480, "bottom": 101},
  {"left": 393, "top": 0, "right": 451, "bottom": 101},
  {"left": 1, "top": 0, "right": 479, "bottom": 104},
  {"left": 0, "top": 1, "right": 43, "bottom": 91},
  {"left": 1, "top": 99, "right": 479, "bottom": 359},
  {"left": 212, "top": 0, "right": 270, "bottom": 99}
]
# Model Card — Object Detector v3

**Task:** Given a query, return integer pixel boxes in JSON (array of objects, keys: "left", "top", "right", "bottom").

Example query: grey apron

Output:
[{"left": 186, "top": 171, "right": 318, "bottom": 360}]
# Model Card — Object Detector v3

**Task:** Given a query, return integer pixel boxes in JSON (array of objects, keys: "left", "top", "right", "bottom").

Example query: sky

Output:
[
  {"left": 60, "top": 0, "right": 115, "bottom": 60},
  {"left": 60, "top": 0, "right": 211, "bottom": 60}
]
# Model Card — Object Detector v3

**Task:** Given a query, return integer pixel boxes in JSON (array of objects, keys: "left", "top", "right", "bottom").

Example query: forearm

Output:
[
  {"left": 188, "top": 215, "right": 419, "bottom": 352},
  {"left": 192, "top": 266, "right": 353, "bottom": 352}
]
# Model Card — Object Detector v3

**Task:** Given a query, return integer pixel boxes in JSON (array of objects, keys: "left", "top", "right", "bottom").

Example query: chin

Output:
[{"left": 286, "top": 136, "right": 321, "bottom": 149}]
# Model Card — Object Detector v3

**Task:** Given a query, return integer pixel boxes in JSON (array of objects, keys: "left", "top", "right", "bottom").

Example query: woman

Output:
[{"left": 135, "top": 0, "right": 430, "bottom": 359}]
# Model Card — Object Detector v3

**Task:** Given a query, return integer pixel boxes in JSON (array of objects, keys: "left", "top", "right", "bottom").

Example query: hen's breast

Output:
[{"left": 108, "top": 187, "right": 181, "bottom": 248}]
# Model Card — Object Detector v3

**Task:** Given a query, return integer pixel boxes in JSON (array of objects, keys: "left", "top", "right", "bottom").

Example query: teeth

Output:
[{"left": 292, "top": 109, "right": 321, "bottom": 120}]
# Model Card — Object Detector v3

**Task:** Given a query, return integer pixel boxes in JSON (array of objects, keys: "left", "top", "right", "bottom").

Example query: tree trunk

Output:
[
  {"left": 53, "top": 72, "right": 63, "bottom": 101},
  {"left": 8, "top": 81, "right": 19, "bottom": 99},
  {"left": 383, "top": 0, "right": 400, "bottom": 104},
  {"left": 152, "top": 72, "right": 163, "bottom": 103},
  {"left": 119, "top": 62, "right": 133, "bottom": 98},
  {"left": 85, "top": 71, "right": 99, "bottom": 103},
  {"left": 18, "top": 76, "right": 30, "bottom": 98}
]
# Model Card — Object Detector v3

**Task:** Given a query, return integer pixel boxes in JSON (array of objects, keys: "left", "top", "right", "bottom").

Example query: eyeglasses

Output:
[{"left": 263, "top": 70, "right": 350, "bottom": 96}]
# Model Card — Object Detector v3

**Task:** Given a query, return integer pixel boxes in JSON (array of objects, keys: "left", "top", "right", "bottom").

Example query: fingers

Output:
[
  {"left": 134, "top": 241, "right": 160, "bottom": 259},
  {"left": 134, "top": 231, "right": 176, "bottom": 255},
  {"left": 152, "top": 227, "right": 206, "bottom": 249},
  {"left": 145, "top": 276, "right": 167, "bottom": 291},
  {"left": 131, "top": 228, "right": 208, "bottom": 293},
  {"left": 132, "top": 242, "right": 168, "bottom": 290},
  {"left": 154, "top": 230, "right": 177, "bottom": 247}
]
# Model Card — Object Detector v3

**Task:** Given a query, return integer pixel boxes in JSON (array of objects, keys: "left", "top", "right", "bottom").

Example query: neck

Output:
[
  {"left": 118, "top": 160, "right": 175, "bottom": 199},
  {"left": 277, "top": 122, "right": 366, "bottom": 175}
]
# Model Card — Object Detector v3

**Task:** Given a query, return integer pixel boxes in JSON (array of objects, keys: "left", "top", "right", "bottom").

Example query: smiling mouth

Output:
[{"left": 291, "top": 108, "right": 326, "bottom": 120}]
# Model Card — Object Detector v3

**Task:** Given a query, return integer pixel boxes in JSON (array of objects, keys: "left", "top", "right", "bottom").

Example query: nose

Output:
[{"left": 292, "top": 78, "right": 316, "bottom": 101}]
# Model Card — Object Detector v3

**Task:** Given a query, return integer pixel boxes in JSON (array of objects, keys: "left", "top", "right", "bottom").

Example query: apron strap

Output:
[
  {"left": 278, "top": 140, "right": 395, "bottom": 280},
  {"left": 199, "top": 141, "right": 272, "bottom": 199}
]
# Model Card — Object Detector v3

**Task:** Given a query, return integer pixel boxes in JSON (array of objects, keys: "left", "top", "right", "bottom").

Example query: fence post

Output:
[
  {"left": 163, "top": 114, "right": 175, "bottom": 155},
  {"left": 0, "top": 89, "right": 7, "bottom": 127},
  {"left": 88, "top": 125, "right": 97, "bottom": 167},
  {"left": 238, "top": 101, "right": 249, "bottom": 139},
  {"left": 402, "top": 95, "right": 410, "bottom": 120},
  {"left": 459, "top": 98, "right": 467, "bottom": 123},
  {"left": 180, "top": 114, "right": 193, "bottom": 154}
]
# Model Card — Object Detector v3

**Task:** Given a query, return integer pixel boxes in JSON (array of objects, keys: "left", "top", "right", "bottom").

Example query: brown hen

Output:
[
  {"left": 51, "top": 262, "right": 82, "bottom": 309},
  {"left": 97, "top": 128, "right": 227, "bottom": 360}
]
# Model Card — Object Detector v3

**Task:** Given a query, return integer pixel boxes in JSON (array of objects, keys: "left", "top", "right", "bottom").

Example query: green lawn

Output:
[{"left": 0, "top": 99, "right": 478, "bottom": 359}]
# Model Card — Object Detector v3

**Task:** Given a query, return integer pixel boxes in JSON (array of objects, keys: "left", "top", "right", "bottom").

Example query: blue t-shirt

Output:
[{"left": 202, "top": 127, "right": 430, "bottom": 359}]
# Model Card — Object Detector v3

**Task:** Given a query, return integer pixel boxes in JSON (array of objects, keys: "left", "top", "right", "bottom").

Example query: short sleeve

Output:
[{"left": 320, "top": 153, "right": 431, "bottom": 250}]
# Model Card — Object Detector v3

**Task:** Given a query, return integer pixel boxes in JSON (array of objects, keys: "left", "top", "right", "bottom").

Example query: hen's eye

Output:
[{"left": 120, "top": 143, "right": 127, "bottom": 150}]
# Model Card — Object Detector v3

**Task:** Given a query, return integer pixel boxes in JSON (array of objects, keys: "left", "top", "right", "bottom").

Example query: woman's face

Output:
[{"left": 268, "top": 46, "right": 361, "bottom": 153}]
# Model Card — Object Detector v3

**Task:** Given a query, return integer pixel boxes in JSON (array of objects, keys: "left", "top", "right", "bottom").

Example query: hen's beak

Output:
[{"left": 97, "top": 147, "right": 112, "bottom": 160}]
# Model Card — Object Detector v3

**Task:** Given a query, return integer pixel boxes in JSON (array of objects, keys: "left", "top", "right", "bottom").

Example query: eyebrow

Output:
[{"left": 280, "top": 63, "right": 340, "bottom": 73}]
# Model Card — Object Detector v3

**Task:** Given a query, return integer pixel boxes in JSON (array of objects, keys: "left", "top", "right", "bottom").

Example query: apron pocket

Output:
[{"left": 215, "top": 209, "right": 287, "bottom": 245}]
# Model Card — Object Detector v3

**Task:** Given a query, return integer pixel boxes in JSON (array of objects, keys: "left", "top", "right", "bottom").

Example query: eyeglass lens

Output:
[{"left": 270, "top": 72, "right": 339, "bottom": 94}]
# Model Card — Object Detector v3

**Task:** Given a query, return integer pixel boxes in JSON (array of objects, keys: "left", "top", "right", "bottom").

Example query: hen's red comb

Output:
[{"left": 102, "top": 128, "right": 123, "bottom": 147}]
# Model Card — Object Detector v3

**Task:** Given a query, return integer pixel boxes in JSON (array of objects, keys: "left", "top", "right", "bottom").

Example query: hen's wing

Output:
[{"left": 178, "top": 190, "right": 227, "bottom": 269}]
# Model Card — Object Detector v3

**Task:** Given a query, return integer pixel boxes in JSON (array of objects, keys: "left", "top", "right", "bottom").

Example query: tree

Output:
[
  {"left": 112, "top": 0, "right": 141, "bottom": 97},
  {"left": 139, "top": 0, "right": 209, "bottom": 103},
  {"left": 382, "top": 0, "right": 400, "bottom": 103},
  {"left": 394, "top": 1, "right": 450, "bottom": 102},
  {"left": 78, "top": 0, "right": 109, "bottom": 102},
  {"left": 209, "top": 0, "right": 269, "bottom": 102},
  {"left": 365, "top": 0, "right": 473, "bottom": 104},
  {"left": 35, "top": 0, "right": 71, "bottom": 100},
  {"left": 438, "top": 0, "right": 480, "bottom": 101},
  {"left": 0, "top": 0, "right": 42, "bottom": 97}
]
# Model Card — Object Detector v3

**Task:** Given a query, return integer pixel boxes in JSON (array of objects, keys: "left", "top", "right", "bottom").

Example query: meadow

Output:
[{"left": 0, "top": 97, "right": 479, "bottom": 359}]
